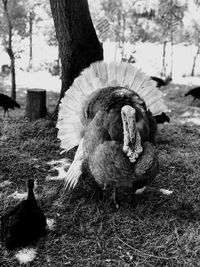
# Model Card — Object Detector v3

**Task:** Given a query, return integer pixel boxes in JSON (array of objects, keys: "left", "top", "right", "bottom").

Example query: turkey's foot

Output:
[{"left": 135, "top": 186, "right": 147, "bottom": 195}]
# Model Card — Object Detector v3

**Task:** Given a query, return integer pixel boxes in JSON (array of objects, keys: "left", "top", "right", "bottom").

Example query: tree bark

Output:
[
  {"left": 191, "top": 45, "right": 200, "bottom": 76},
  {"left": 26, "top": 89, "right": 47, "bottom": 121},
  {"left": 49, "top": 0, "right": 103, "bottom": 102},
  {"left": 169, "top": 0, "right": 173, "bottom": 78},
  {"left": 29, "top": 11, "right": 34, "bottom": 70},
  {"left": 2, "top": 0, "right": 16, "bottom": 100},
  {"left": 162, "top": 41, "right": 167, "bottom": 77},
  {"left": 170, "top": 34, "right": 173, "bottom": 78}
]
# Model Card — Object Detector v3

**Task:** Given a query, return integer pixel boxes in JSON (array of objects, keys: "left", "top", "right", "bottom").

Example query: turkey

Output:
[
  {"left": 0, "top": 179, "right": 46, "bottom": 250},
  {"left": 185, "top": 87, "right": 200, "bottom": 103},
  {"left": 82, "top": 103, "right": 159, "bottom": 207},
  {"left": 154, "top": 112, "right": 170, "bottom": 124},
  {"left": 57, "top": 61, "right": 168, "bottom": 206},
  {"left": 0, "top": 93, "right": 21, "bottom": 117},
  {"left": 151, "top": 76, "right": 172, "bottom": 88}
]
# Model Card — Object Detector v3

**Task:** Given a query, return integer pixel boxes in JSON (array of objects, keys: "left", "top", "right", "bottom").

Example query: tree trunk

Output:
[
  {"left": 49, "top": 0, "right": 103, "bottom": 102},
  {"left": 170, "top": 38, "right": 173, "bottom": 78},
  {"left": 6, "top": 47, "right": 16, "bottom": 100},
  {"left": 169, "top": 0, "right": 173, "bottom": 78},
  {"left": 2, "top": 0, "right": 16, "bottom": 100},
  {"left": 121, "top": 13, "right": 126, "bottom": 59},
  {"left": 29, "top": 11, "right": 34, "bottom": 70},
  {"left": 26, "top": 89, "right": 47, "bottom": 121},
  {"left": 10, "top": 54, "right": 16, "bottom": 100},
  {"left": 191, "top": 45, "right": 200, "bottom": 76},
  {"left": 162, "top": 41, "right": 167, "bottom": 77}
]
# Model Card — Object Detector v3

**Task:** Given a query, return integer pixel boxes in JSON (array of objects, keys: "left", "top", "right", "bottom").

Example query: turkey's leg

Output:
[
  {"left": 91, "top": 186, "right": 104, "bottom": 203},
  {"left": 111, "top": 188, "right": 119, "bottom": 209},
  {"left": 192, "top": 97, "right": 196, "bottom": 104}
]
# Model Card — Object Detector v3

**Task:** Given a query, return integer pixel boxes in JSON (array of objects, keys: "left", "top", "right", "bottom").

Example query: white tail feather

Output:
[
  {"left": 64, "top": 138, "right": 84, "bottom": 190},
  {"left": 57, "top": 61, "right": 168, "bottom": 188}
]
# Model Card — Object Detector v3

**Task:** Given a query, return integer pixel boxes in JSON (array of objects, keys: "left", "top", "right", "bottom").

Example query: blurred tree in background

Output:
[
  {"left": 0, "top": 0, "right": 52, "bottom": 98},
  {"left": 89, "top": 0, "right": 187, "bottom": 77},
  {"left": 0, "top": 0, "right": 27, "bottom": 99},
  {"left": 154, "top": 0, "right": 187, "bottom": 77},
  {"left": 182, "top": 0, "right": 200, "bottom": 76},
  {"left": 90, "top": 0, "right": 158, "bottom": 58}
]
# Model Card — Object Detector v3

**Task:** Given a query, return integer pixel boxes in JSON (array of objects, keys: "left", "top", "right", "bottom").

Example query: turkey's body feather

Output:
[{"left": 83, "top": 108, "right": 158, "bottom": 191}]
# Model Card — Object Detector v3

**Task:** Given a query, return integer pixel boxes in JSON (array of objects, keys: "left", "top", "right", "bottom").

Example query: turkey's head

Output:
[
  {"left": 121, "top": 105, "right": 136, "bottom": 144},
  {"left": 121, "top": 105, "right": 143, "bottom": 162}
]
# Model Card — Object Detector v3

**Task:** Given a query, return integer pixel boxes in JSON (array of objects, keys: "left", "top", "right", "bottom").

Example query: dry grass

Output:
[{"left": 0, "top": 82, "right": 200, "bottom": 266}]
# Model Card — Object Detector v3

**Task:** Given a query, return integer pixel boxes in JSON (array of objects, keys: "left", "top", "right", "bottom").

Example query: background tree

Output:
[
  {"left": 154, "top": 0, "right": 187, "bottom": 77},
  {"left": 0, "top": 0, "right": 27, "bottom": 99},
  {"left": 49, "top": 0, "right": 103, "bottom": 106},
  {"left": 90, "top": 0, "right": 157, "bottom": 59},
  {"left": 182, "top": 1, "right": 200, "bottom": 76},
  {"left": 24, "top": 0, "right": 50, "bottom": 70}
]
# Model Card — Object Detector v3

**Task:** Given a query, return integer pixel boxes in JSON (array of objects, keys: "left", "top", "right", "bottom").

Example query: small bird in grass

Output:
[
  {"left": 0, "top": 179, "right": 46, "bottom": 250},
  {"left": 151, "top": 76, "right": 172, "bottom": 88},
  {"left": 0, "top": 93, "right": 20, "bottom": 117},
  {"left": 185, "top": 87, "right": 200, "bottom": 103},
  {"left": 154, "top": 112, "right": 170, "bottom": 124}
]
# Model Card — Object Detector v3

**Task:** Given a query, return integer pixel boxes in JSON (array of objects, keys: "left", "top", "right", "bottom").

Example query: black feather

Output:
[
  {"left": 0, "top": 93, "right": 20, "bottom": 116},
  {"left": 154, "top": 112, "right": 170, "bottom": 124},
  {"left": 0, "top": 179, "right": 46, "bottom": 250},
  {"left": 151, "top": 76, "right": 172, "bottom": 88},
  {"left": 185, "top": 87, "right": 200, "bottom": 101}
]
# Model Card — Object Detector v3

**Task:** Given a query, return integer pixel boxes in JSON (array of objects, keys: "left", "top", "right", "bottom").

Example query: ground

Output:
[{"left": 0, "top": 76, "right": 200, "bottom": 266}]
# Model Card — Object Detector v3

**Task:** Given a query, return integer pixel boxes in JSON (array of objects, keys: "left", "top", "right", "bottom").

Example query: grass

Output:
[{"left": 0, "top": 81, "right": 200, "bottom": 266}]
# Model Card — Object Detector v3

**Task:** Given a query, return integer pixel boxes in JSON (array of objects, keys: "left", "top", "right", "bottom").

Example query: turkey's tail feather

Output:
[
  {"left": 64, "top": 138, "right": 84, "bottom": 189},
  {"left": 57, "top": 61, "right": 168, "bottom": 189}
]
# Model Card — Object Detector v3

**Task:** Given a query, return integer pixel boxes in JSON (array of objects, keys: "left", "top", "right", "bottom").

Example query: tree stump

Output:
[{"left": 26, "top": 89, "right": 47, "bottom": 121}]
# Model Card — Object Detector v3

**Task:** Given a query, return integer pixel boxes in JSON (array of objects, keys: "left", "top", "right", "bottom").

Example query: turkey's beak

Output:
[{"left": 121, "top": 105, "right": 136, "bottom": 143}]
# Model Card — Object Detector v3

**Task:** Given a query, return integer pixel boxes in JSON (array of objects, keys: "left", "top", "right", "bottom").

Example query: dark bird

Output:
[
  {"left": 0, "top": 93, "right": 21, "bottom": 117},
  {"left": 185, "top": 87, "right": 200, "bottom": 103},
  {"left": 0, "top": 179, "right": 46, "bottom": 250},
  {"left": 151, "top": 76, "right": 172, "bottom": 88},
  {"left": 154, "top": 112, "right": 170, "bottom": 124},
  {"left": 57, "top": 61, "right": 168, "bottom": 207}
]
